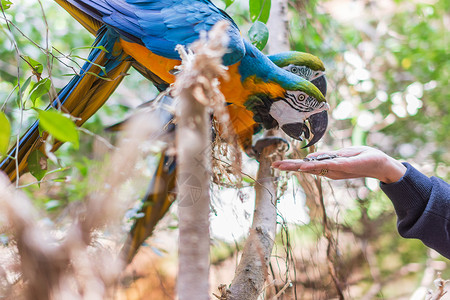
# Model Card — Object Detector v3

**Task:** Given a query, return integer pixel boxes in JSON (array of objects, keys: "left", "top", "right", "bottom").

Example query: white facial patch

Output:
[
  {"left": 282, "top": 64, "right": 325, "bottom": 82},
  {"left": 310, "top": 70, "right": 325, "bottom": 81},
  {"left": 269, "top": 99, "right": 329, "bottom": 127}
]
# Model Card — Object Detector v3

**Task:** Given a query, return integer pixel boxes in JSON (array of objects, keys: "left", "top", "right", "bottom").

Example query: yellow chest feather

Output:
[{"left": 120, "top": 38, "right": 179, "bottom": 84}]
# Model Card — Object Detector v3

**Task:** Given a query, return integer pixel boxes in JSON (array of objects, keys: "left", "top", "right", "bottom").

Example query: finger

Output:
[
  {"left": 274, "top": 161, "right": 307, "bottom": 171},
  {"left": 300, "top": 169, "right": 355, "bottom": 180},
  {"left": 298, "top": 168, "right": 330, "bottom": 177},
  {"left": 272, "top": 159, "right": 304, "bottom": 168},
  {"left": 306, "top": 147, "right": 367, "bottom": 159},
  {"left": 297, "top": 161, "right": 330, "bottom": 171},
  {"left": 328, "top": 147, "right": 366, "bottom": 158},
  {"left": 306, "top": 150, "right": 339, "bottom": 158},
  {"left": 275, "top": 157, "right": 347, "bottom": 173},
  {"left": 272, "top": 161, "right": 282, "bottom": 168},
  {"left": 272, "top": 159, "right": 306, "bottom": 170},
  {"left": 299, "top": 156, "right": 357, "bottom": 173}
]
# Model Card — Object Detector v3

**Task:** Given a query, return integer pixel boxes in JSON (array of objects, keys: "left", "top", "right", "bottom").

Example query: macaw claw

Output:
[{"left": 250, "top": 136, "right": 290, "bottom": 159}]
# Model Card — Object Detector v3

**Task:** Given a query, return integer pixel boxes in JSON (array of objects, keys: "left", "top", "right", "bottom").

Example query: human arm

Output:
[
  {"left": 380, "top": 163, "right": 450, "bottom": 259},
  {"left": 271, "top": 146, "right": 407, "bottom": 183},
  {"left": 272, "top": 146, "right": 450, "bottom": 259}
]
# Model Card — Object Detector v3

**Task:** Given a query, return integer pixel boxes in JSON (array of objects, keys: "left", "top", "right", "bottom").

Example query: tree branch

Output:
[
  {"left": 267, "top": 0, "right": 289, "bottom": 54},
  {"left": 173, "top": 22, "right": 229, "bottom": 300},
  {"left": 226, "top": 140, "right": 286, "bottom": 300}
]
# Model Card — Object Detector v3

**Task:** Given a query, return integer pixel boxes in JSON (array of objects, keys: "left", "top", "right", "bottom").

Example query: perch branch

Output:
[{"left": 225, "top": 138, "right": 287, "bottom": 300}]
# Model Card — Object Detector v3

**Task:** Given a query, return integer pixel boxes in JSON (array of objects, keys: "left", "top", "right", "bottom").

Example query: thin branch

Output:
[
  {"left": 315, "top": 177, "right": 345, "bottom": 299},
  {"left": 1, "top": 4, "right": 24, "bottom": 187},
  {"left": 0, "top": 15, "right": 81, "bottom": 75}
]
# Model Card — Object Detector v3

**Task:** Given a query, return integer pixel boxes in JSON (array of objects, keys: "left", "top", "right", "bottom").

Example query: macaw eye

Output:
[
  {"left": 291, "top": 67, "right": 299, "bottom": 74},
  {"left": 297, "top": 93, "right": 307, "bottom": 101},
  {"left": 314, "top": 72, "right": 321, "bottom": 77}
]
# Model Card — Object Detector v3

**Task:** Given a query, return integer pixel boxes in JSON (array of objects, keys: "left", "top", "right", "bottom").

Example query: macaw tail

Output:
[
  {"left": 53, "top": 0, "right": 102, "bottom": 35},
  {"left": 54, "top": 0, "right": 169, "bottom": 91},
  {"left": 121, "top": 151, "right": 177, "bottom": 263},
  {"left": 0, "top": 26, "right": 132, "bottom": 181}
]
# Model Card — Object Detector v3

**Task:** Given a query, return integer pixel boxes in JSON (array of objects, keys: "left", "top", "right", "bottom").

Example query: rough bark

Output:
[
  {"left": 173, "top": 22, "right": 229, "bottom": 300},
  {"left": 226, "top": 142, "right": 286, "bottom": 300},
  {"left": 176, "top": 87, "right": 211, "bottom": 300}
]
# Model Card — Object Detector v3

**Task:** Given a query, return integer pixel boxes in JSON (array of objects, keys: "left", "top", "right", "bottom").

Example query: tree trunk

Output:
[
  {"left": 224, "top": 2, "right": 291, "bottom": 296},
  {"left": 267, "top": 0, "right": 290, "bottom": 54},
  {"left": 226, "top": 142, "right": 285, "bottom": 300},
  {"left": 176, "top": 89, "right": 211, "bottom": 300}
]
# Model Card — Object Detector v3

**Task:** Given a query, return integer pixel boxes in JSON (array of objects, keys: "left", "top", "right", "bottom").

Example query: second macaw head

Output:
[{"left": 268, "top": 52, "right": 328, "bottom": 148}]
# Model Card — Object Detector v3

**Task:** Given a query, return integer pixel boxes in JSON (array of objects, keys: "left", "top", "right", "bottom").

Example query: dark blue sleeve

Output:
[{"left": 380, "top": 163, "right": 450, "bottom": 259}]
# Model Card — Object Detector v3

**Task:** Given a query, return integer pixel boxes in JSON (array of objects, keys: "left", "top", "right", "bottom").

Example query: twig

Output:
[
  {"left": 78, "top": 127, "right": 116, "bottom": 150},
  {"left": 1, "top": 4, "right": 25, "bottom": 187},
  {"left": 315, "top": 177, "right": 345, "bottom": 299},
  {"left": 271, "top": 280, "right": 292, "bottom": 300},
  {"left": 0, "top": 15, "right": 81, "bottom": 75}
]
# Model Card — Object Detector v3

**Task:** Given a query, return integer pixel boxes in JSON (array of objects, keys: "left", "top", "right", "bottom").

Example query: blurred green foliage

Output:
[
  {"left": 279, "top": 0, "right": 449, "bottom": 296},
  {"left": 290, "top": 0, "right": 449, "bottom": 173},
  {"left": 0, "top": 0, "right": 448, "bottom": 298},
  {"left": 249, "top": 0, "right": 271, "bottom": 23}
]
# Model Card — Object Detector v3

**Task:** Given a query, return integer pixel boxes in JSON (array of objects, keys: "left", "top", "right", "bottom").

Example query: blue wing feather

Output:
[{"left": 64, "top": 0, "right": 245, "bottom": 65}]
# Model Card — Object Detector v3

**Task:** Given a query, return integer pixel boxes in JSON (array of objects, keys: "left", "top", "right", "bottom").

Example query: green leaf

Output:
[
  {"left": 30, "top": 78, "right": 51, "bottom": 105},
  {"left": 36, "top": 109, "right": 79, "bottom": 149},
  {"left": 21, "top": 56, "right": 43, "bottom": 76},
  {"left": 21, "top": 76, "right": 33, "bottom": 106},
  {"left": 248, "top": 21, "right": 269, "bottom": 50},
  {"left": 28, "top": 150, "right": 47, "bottom": 182},
  {"left": 22, "top": 76, "right": 32, "bottom": 95},
  {"left": 249, "top": 0, "right": 271, "bottom": 23},
  {"left": 223, "top": 0, "right": 235, "bottom": 8},
  {"left": 0, "top": 112, "right": 11, "bottom": 157},
  {"left": 242, "top": 175, "right": 255, "bottom": 184},
  {"left": 72, "top": 56, "right": 107, "bottom": 75},
  {"left": 0, "top": 0, "right": 12, "bottom": 10}
]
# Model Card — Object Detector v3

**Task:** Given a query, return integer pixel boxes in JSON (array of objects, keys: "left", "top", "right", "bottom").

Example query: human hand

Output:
[{"left": 272, "top": 146, "right": 407, "bottom": 183}]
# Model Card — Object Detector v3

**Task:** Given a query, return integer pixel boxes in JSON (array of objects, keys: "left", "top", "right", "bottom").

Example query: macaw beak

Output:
[
  {"left": 280, "top": 110, "right": 328, "bottom": 148},
  {"left": 302, "top": 74, "right": 328, "bottom": 148},
  {"left": 302, "top": 110, "right": 328, "bottom": 148},
  {"left": 281, "top": 122, "right": 311, "bottom": 142},
  {"left": 277, "top": 73, "right": 328, "bottom": 147},
  {"left": 310, "top": 74, "right": 327, "bottom": 97}
]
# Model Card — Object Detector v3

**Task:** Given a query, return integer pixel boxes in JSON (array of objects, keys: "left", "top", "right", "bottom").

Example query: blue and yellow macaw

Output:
[
  {"left": 121, "top": 51, "right": 328, "bottom": 262},
  {"left": 53, "top": 0, "right": 329, "bottom": 150},
  {"left": 2, "top": 0, "right": 329, "bottom": 181},
  {"left": 0, "top": 0, "right": 330, "bottom": 262}
]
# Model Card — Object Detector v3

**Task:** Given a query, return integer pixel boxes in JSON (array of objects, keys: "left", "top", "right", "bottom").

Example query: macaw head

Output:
[
  {"left": 267, "top": 52, "right": 328, "bottom": 148},
  {"left": 268, "top": 51, "right": 327, "bottom": 96}
]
